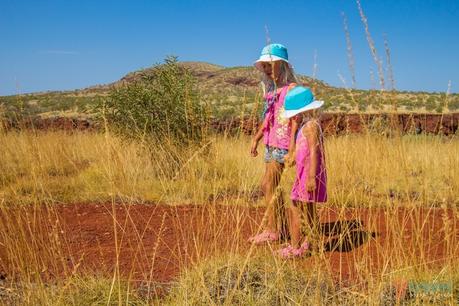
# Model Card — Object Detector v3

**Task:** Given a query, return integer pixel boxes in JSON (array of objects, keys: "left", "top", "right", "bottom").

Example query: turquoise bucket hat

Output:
[
  {"left": 254, "top": 43, "right": 289, "bottom": 71},
  {"left": 282, "top": 86, "right": 324, "bottom": 118}
]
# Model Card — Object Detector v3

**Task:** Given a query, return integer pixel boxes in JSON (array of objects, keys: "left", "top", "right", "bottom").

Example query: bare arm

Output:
[
  {"left": 285, "top": 116, "right": 300, "bottom": 166},
  {"left": 304, "top": 120, "right": 319, "bottom": 191},
  {"left": 250, "top": 118, "right": 267, "bottom": 157}
]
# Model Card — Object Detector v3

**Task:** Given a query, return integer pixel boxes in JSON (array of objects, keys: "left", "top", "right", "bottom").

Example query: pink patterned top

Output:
[{"left": 262, "top": 83, "right": 296, "bottom": 150}]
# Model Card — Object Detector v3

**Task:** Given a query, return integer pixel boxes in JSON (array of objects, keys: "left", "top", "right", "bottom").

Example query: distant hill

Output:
[{"left": 1, "top": 61, "right": 458, "bottom": 119}]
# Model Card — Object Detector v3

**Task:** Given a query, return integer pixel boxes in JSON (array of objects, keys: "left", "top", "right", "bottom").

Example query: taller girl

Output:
[{"left": 249, "top": 44, "right": 299, "bottom": 244}]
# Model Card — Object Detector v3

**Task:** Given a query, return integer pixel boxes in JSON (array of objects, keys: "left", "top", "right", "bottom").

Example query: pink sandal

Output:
[
  {"left": 248, "top": 231, "right": 279, "bottom": 244},
  {"left": 275, "top": 241, "right": 310, "bottom": 259}
]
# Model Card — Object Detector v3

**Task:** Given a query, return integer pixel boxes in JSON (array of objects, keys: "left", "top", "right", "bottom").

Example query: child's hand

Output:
[
  {"left": 306, "top": 179, "right": 316, "bottom": 192},
  {"left": 250, "top": 139, "right": 259, "bottom": 157},
  {"left": 284, "top": 153, "right": 295, "bottom": 167}
]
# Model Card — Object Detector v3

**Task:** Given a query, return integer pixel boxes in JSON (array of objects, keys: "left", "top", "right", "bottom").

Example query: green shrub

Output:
[
  {"left": 435, "top": 103, "right": 444, "bottom": 113},
  {"left": 358, "top": 101, "right": 367, "bottom": 111},
  {"left": 425, "top": 100, "right": 436, "bottom": 111},
  {"left": 448, "top": 96, "right": 459, "bottom": 111},
  {"left": 98, "top": 56, "right": 208, "bottom": 145}
]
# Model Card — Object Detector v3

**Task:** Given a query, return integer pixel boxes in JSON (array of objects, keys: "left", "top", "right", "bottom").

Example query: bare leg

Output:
[
  {"left": 261, "top": 161, "right": 284, "bottom": 233},
  {"left": 304, "top": 202, "right": 319, "bottom": 249},
  {"left": 288, "top": 201, "right": 303, "bottom": 248}
]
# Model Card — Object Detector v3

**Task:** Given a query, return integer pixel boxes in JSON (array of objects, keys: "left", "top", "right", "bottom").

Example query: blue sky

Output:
[{"left": 1, "top": 0, "right": 458, "bottom": 95}]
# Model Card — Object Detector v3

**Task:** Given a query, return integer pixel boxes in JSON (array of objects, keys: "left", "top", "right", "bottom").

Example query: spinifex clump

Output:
[{"left": 166, "top": 254, "right": 337, "bottom": 305}]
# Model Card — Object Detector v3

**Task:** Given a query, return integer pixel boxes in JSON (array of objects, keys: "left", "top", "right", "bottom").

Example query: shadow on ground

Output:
[{"left": 319, "top": 220, "right": 377, "bottom": 252}]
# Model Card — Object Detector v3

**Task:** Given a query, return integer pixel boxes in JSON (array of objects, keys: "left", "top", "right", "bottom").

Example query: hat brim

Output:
[
  {"left": 254, "top": 54, "right": 288, "bottom": 71},
  {"left": 283, "top": 100, "right": 324, "bottom": 119}
]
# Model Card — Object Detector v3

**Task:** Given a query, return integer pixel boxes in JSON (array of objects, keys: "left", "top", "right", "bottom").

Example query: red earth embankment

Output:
[
  {"left": 214, "top": 113, "right": 459, "bottom": 135},
  {"left": 2, "top": 113, "right": 459, "bottom": 135}
]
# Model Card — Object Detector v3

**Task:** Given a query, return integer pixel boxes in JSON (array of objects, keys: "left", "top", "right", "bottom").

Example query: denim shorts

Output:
[{"left": 264, "top": 146, "right": 288, "bottom": 164}]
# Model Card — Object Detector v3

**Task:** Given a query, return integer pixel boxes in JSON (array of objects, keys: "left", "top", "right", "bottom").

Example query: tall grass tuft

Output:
[
  {"left": 356, "top": 0, "right": 385, "bottom": 90},
  {"left": 341, "top": 12, "right": 357, "bottom": 89},
  {"left": 166, "top": 254, "right": 339, "bottom": 305}
]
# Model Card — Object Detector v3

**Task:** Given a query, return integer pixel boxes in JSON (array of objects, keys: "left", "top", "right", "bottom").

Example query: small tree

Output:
[{"left": 99, "top": 56, "right": 208, "bottom": 145}]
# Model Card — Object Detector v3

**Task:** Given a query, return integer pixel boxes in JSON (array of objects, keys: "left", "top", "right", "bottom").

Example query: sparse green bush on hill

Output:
[
  {"left": 448, "top": 95, "right": 459, "bottom": 111},
  {"left": 435, "top": 103, "right": 444, "bottom": 113},
  {"left": 425, "top": 99, "right": 436, "bottom": 111},
  {"left": 1, "top": 61, "right": 457, "bottom": 118},
  {"left": 97, "top": 56, "right": 208, "bottom": 145}
]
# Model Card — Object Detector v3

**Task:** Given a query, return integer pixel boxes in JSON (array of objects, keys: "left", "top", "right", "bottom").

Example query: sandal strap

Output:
[{"left": 248, "top": 231, "right": 279, "bottom": 243}]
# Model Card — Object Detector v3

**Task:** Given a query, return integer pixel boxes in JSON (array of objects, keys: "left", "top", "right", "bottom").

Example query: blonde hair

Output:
[
  {"left": 261, "top": 61, "right": 299, "bottom": 94},
  {"left": 298, "top": 108, "right": 322, "bottom": 127}
]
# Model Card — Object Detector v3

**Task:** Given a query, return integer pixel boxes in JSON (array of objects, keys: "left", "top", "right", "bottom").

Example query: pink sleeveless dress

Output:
[{"left": 291, "top": 120, "right": 327, "bottom": 203}]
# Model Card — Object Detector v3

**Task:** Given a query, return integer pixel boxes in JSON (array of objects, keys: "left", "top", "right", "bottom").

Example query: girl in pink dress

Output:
[{"left": 275, "top": 86, "right": 326, "bottom": 258}]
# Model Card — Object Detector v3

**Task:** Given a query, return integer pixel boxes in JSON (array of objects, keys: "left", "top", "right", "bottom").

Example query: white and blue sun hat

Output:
[
  {"left": 282, "top": 86, "right": 324, "bottom": 119},
  {"left": 254, "top": 43, "right": 289, "bottom": 71}
]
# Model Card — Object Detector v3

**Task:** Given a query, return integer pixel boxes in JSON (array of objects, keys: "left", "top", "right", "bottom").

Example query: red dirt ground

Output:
[{"left": 1, "top": 203, "right": 458, "bottom": 291}]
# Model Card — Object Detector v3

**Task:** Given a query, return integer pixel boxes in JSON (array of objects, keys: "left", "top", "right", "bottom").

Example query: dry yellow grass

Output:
[
  {"left": 1, "top": 129, "right": 459, "bottom": 304},
  {"left": 1, "top": 131, "right": 457, "bottom": 208}
]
